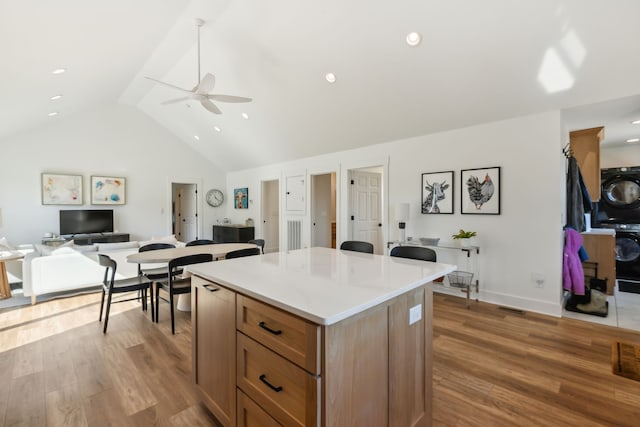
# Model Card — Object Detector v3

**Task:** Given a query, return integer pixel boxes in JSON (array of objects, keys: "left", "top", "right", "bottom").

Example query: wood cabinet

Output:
[
  {"left": 192, "top": 277, "right": 237, "bottom": 426},
  {"left": 213, "top": 225, "right": 255, "bottom": 243},
  {"left": 581, "top": 233, "right": 616, "bottom": 295},
  {"left": 193, "top": 277, "right": 433, "bottom": 427},
  {"left": 570, "top": 126, "right": 604, "bottom": 201}
]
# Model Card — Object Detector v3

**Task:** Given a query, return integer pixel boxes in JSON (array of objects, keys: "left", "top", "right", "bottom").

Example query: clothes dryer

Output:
[{"left": 594, "top": 166, "right": 640, "bottom": 226}]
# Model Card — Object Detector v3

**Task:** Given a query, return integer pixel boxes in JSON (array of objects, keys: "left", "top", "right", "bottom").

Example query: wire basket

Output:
[{"left": 446, "top": 271, "right": 474, "bottom": 289}]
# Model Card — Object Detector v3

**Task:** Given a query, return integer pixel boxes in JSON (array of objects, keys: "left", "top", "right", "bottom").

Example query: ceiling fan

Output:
[{"left": 145, "top": 18, "right": 251, "bottom": 114}]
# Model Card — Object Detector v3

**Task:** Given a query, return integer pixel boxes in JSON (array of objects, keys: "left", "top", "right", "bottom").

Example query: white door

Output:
[
  {"left": 311, "top": 174, "right": 333, "bottom": 248},
  {"left": 174, "top": 184, "right": 198, "bottom": 242},
  {"left": 262, "top": 180, "right": 279, "bottom": 253},
  {"left": 350, "top": 171, "right": 382, "bottom": 254}
]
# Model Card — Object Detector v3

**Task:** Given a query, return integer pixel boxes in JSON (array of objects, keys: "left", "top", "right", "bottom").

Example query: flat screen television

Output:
[{"left": 59, "top": 209, "right": 114, "bottom": 235}]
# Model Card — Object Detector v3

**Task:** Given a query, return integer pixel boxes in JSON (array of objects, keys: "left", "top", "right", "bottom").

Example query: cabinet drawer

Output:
[
  {"left": 237, "top": 295, "right": 320, "bottom": 374},
  {"left": 237, "top": 333, "right": 319, "bottom": 427},
  {"left": 237, "top": 390, "right": 281, "bottom": 427}
]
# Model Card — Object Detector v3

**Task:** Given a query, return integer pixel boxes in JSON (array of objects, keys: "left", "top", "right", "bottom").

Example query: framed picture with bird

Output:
[{"left": 461, "top": 167, "right": 500, "bottom": 214}]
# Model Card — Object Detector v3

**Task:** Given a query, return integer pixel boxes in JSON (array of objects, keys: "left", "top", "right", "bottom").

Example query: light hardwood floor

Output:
[{"left": 1, "top": 291, "right": 639, "bottom": 426}]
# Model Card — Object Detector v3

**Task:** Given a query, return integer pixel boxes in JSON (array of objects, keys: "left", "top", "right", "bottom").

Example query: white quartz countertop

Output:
[
  {"left": 581, "top": 228, "right": 616, "bottom": 236},
  {"left": 187, "top": 247, "right": 456, "bottom": 325}
]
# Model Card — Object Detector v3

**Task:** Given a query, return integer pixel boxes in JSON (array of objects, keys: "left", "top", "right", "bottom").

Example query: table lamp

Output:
[{"left": 397, "top": 203, "right": 410, "bottom": 242}]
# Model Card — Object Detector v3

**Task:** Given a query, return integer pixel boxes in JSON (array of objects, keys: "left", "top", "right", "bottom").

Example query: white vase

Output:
[{"left": 460, "top": 237, "right": 477, "bottom": 248}]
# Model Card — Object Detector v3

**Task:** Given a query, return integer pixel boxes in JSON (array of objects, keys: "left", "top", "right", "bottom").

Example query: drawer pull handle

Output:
[
  {"left": 259, "top": 374, "right": 283, "bottom": 392},
  {"left": 258, "top": 321, "right": 282, "bottom": 335},
  {"left": 203, "top": 284, "right": 219, "bottom": 292}
]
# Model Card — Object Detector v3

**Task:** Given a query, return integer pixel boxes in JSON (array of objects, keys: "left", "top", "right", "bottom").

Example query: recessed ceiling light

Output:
[
  {"left": 631, "top": 120, "right": 640, "bottom": 125},
  {"left": 241, "top": 113, "right": 249, "bottom": 120},
  {"left": 50, "top": 94, "right": 63, "bottom": 101},
  {"left": 325, "top": 73, "right": 336, "bottom": 83},
  {"left": 213, "top": 126, "right": 221, "bottom": 132},
  {"left": 626, "top": 138, "right": 639, "bottom": 143},
  {"left": 194, "top": 135, "right": 200, "bottom": 141},
  {"left": 406, "top": 32, "right": 421, "bottom": 46},
  {"left": 47, "top": 112, "right": 58, "bottom": 117},
  {"left": 52, "top": 68, "right": 66, "bottom": 75}
]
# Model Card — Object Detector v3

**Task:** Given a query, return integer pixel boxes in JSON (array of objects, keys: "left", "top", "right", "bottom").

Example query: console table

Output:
[
  {"left": 212, "top": 225, "right": 254, "bottom": 243},
  {"left": 59, "top": 233, "right": 130, "bottom": 246},
  {"left": 388, "top": 240, "right": 481, "bottom": 307},
  {"left": 0, "top": 250, "right": 24, "bottom": 299}
]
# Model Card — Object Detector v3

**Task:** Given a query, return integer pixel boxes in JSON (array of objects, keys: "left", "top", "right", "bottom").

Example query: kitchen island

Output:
[{"left": 188, "top": 247, "right": 456, "bottom": 427}]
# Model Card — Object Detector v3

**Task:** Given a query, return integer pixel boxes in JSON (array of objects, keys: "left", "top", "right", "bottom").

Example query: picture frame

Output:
[
  {"left": 234, "top": 187, "right": 248, "bottom": 209},
  {"left": 421, "top": 171, "right": 454, "bottom": 214},
  {"left": 91, "top": 176, "right": 126, "bottom": 205},
  {"left": 41, "top": 173, "right": 83, "bottom": 205},
  {"left": 461, "top": 167, "right": 501, "bottom": 215}
]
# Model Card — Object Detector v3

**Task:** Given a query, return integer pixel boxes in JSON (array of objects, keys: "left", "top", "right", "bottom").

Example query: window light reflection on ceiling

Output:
[
  {"left": 537, "top": 47, "right": 574, "bottom": 93},
  {"left": 626, "top": 138, "right": 639, "bottom": 143}
]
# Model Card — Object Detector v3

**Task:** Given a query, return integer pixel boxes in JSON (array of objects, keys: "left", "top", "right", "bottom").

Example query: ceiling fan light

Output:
[
  {"left": 325, "top": 73, "right": 336, "bottom": 83},
  {"left": 406, "top": 32, "right": 421, "bottom": 46}
]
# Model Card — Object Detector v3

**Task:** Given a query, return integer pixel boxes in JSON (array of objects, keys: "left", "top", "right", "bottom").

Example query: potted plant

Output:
[{"left": 452, "top": 229, "right": 477, "bottom": 247}]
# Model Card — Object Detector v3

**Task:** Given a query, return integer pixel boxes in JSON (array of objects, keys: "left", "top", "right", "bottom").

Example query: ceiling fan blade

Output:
[
  {"left": 196, "top": 73, "right": 216, "bottom": 95},
  {"left": 145, "top": 76, "right": 192, "bottom": 94},
  {"left": 160, "top": 97, "right": 191, "bottom": 105},
  {"left": 208, "top": 94, "right": 253, "bottom": 103},
  {"left": 201, "top": 99, "right": 222, "bottom": 114}
]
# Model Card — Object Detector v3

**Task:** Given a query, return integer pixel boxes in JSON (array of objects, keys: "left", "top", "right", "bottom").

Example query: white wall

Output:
[
  {"left": 226, "top": 111, "right": 565, "bottom": 316},
  {"left": 601, "top": 145, "right": 640, "bottom": 168},
  {"left": 0, "top": 105, "right": 226, "bottom": 245}
]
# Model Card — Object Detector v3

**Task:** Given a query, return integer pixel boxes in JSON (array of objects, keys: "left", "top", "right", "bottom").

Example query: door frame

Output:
[
  {"left": 341, "top": 157, "right": 389, "bottom": 254},
  {"left": 260, "top": 178, "right": 280, "bottom": 253},
  {"left": 167, "top": 177, "right": 203, "bottom": 240}
]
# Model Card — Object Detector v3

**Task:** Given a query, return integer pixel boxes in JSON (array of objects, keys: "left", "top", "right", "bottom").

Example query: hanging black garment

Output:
[{"left": 566, "top": 156, "right": 591, "bottom": 231}]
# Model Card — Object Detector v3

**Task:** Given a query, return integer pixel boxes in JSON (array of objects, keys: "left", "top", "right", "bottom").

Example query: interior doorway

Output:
[
  {"left": 261, "top": 179, "right": 280, "bottom": 253},
  {"left": 311, "top": 173, "right": 337, "bottom": 248},
  {"left": 347, "top": 167, "right": 384, "bottom": 254},
  {"left": 170, "top": 180, "right": 200, "bottom": 242}
]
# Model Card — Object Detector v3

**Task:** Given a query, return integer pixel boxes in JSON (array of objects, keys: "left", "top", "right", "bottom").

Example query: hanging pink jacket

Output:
[{"left": 563, "top": 228, "right": 585, "bottom": 295}]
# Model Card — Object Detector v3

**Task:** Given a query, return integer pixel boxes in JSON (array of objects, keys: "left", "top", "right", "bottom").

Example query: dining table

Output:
[{"left": 126, "top": 242, "right": 257, "bottom": 311}]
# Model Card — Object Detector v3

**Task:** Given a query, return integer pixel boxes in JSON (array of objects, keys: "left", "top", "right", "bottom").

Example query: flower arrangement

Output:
[{"left": 452, "top": 229, "right": 477, "bottom": 239}]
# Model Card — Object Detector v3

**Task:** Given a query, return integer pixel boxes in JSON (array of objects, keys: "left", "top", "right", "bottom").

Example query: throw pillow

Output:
[{"left": 0, "top": 237, "right": 15, "bottom": 250}]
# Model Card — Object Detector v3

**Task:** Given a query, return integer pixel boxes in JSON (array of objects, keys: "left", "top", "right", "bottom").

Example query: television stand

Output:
[{"left": 64, "top": 233, "right": 130, "bottom": 246}]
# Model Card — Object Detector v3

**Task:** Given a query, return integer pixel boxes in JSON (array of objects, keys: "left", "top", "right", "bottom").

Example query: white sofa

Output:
[{"left": 22, "top": 238, "right": 183, "bottom": 304}]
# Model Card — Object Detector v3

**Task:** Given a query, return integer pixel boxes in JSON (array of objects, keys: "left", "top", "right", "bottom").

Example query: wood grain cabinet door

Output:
[{"left": 192, "top": 276, "right": 237, "bottom": 426}]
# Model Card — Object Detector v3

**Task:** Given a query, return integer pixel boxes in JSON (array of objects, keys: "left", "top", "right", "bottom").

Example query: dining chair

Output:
[
  {"left": 186, "top": 239, "right": 217, "bottom": 246},
  {"left": 98, "top": 254, "right": 154, "bottom": 334},
  {"left": 138, "top": 243, "right": 176, "bottom": 280},
  {"left": 389, "top": 246, "right": 437, "bottom": 262},
  {"left": 340, "top": 240, "right": 374, "bottom": 254},
  {"left": 155, "top": 253, "right": 214, "bottom": 334},
  {"left": 248, "top": 239, "right": 265, "bottom": 254},
  {"left": 225, "top": 247, "right": 261, "bottom": 259}
]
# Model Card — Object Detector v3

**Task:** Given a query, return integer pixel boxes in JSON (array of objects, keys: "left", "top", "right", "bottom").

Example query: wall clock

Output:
[{"left": 206, "top": 189, "right": 224, "bottom": 207}]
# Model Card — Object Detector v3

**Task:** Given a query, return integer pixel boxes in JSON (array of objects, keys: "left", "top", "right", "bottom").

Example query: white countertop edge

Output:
[{"left": 189, "top": 263, "right": 457, "bottom": 326}]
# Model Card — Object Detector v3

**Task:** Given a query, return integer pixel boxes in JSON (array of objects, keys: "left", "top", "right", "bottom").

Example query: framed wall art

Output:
[
  {"left": 461, "top": 166, "right": 500, "bottom": 215},
  {"left": 91, "top": 176, "right": 126, "bottom": 205},
  {"left": 421, "top": 171, "right": 454, "bottom": 214},
  {"left": 234, "top": 187, "right": 248, "bottom": 209},
  {"left": 41, "top": 173, "right": 83, "bottom": 205}
]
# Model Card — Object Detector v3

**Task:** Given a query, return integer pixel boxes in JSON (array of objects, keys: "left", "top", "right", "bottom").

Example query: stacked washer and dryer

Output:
[{"left": 593, "top": 166, "right": 640, "bottom": 293}]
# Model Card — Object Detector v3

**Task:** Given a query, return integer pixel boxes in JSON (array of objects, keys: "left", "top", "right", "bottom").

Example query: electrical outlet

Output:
[
  {"left": 532, "top": 272, "right": 545, "bottom": 288},
  {"left": 409, "top": 304, "right": 422, "bottom": 325}
]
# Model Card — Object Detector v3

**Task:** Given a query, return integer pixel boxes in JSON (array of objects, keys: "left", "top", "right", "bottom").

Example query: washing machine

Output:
[
  {"left": 615, "top": 225, "right": 640, "bottom": 293},
  {"left": 593, "top": 167, "right": 640, "bottom": 292}
]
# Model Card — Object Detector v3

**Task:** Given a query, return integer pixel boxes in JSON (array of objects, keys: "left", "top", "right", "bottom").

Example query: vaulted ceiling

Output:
[{"left": 3, "top": 0, "right": 640, "bottom": 171}]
